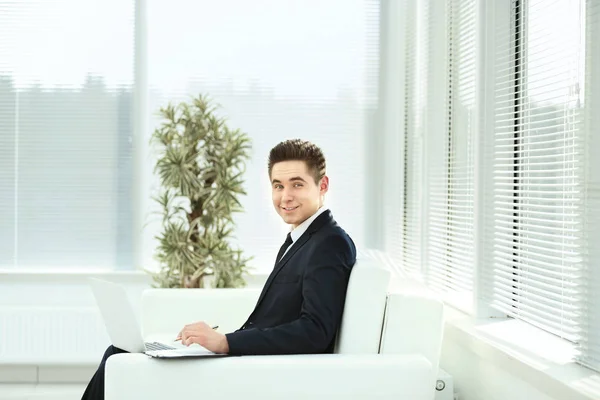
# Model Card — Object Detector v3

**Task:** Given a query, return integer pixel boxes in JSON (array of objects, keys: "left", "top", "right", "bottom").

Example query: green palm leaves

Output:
[{"left": 150, "top": 95, "right": 252, "bottom": 288}]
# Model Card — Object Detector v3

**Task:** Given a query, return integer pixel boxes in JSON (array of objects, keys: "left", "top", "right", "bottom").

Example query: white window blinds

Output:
[
  {"left": 385, "top": 0, "right": 600, "bottom": 372},
  {"left": 144, "top": 0, "right": 380, "bottom": 273},
  {"left": 0, "top": 0, "right": 135, "bottom": 269},
  {"left": 425, "top": 0, "right": 477, "bottom": 311},
  {"left": 390, "top": 0, "right": 478, "bottom": 312},
  {"left": 578, "top": 0, "right": 600, "bottom": 372},
  {"left": 486, "top": 0, "right": 589, "bottom": 343},
  {"left": 400, "top": 0, "right": 424, "bottom": 275}
]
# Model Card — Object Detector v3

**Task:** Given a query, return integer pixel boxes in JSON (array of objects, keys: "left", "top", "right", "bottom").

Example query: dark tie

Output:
[{"left": 275, "top": 233, "right": 293, "bottom": 265}]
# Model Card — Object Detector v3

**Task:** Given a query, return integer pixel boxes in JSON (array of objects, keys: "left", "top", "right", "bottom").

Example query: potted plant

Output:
[{"left": 150, "top": 94, "right": 252, "bottom": 288}]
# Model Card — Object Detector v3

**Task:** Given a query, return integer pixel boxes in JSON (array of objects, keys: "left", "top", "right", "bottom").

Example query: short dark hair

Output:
[{"left": 268, "top": 139, "right": 326, "bottom": 184}]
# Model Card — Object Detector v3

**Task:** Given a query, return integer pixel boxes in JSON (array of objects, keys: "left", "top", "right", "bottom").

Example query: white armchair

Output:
[{"left": 105, "top": 257, "right": 444, "bottom": 400}]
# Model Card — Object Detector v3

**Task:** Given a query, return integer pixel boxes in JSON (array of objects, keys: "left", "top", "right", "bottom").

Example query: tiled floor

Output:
[{"left": 0, "top": 384, "right": 86, "bottom": 400}]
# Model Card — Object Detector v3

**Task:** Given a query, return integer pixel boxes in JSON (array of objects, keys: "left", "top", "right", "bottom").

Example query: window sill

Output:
[
  {"left": 0, "top": 269, "right": 153, "bottom": 285},
  {"left": 444, "top": 306, "right": 600, "bottom": 400},
  {"left": 0, "top": 269, "right": 269, "bottom": 287}
]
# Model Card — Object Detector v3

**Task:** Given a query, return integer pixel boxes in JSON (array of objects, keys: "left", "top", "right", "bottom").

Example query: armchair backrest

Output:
[
  {"left": 334, "top": 257, "right": 391, "bottom": 354},
  {"left": 141, "top": 288, "right": 260, "bottom": 337}
]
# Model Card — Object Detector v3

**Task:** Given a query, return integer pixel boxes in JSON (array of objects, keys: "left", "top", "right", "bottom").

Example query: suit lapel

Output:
[
  {"left": 252, "top": 210, "right": 334, "bottom": 311},
  {"left": 271, "top": 233, "right": 311, "bottom": 278}
]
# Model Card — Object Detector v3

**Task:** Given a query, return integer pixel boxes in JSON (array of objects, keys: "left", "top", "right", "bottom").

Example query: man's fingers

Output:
[
  {"left": 177, "top": 323, "right": 197, "bottom": 340},
  {"left": 178, "top": 322, "right": 214, "bottom": 343},
  {"left": 182, "top": 334, "right": 204, "bottom": 346},
  {"left": 178, "top": 321, "right": 207, "bottom": 337},
  {"left": 180, "top": 330, "right": 206, "bottom": 345}
]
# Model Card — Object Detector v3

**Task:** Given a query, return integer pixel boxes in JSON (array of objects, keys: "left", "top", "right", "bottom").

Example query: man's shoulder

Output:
[
  {"left": 320, "top": 223, "right": 352, "bottom": 240},
  {"left": 311, "top": 223, "right": 356, "bottom": 259},
  {"left": 317, "top": 214, "right": 352, "bottom": 240}
]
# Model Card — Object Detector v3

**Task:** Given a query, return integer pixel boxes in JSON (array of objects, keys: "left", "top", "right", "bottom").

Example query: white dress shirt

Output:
[{"left": 279, "top": 206, "right": 329, "bottom": 260}]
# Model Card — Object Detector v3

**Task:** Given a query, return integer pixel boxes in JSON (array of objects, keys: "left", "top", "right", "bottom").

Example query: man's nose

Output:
[{"left": 281, "top": 190, "right": 294, "bottom": 202}]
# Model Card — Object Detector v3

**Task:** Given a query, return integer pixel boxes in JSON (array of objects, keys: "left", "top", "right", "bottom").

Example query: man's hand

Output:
[{"left": 176, "top": 321, "right": 229, "bottom": 354}]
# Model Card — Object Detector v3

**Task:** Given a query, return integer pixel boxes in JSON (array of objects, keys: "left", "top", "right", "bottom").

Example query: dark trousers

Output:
[{"left": 81, "top": 345, "right": 129, "bottom": 400}]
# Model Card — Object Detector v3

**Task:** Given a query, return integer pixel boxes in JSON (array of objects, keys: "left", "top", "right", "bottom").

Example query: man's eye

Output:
[{"left": 294, "top": 183, "right": 303, "bottom": 188}]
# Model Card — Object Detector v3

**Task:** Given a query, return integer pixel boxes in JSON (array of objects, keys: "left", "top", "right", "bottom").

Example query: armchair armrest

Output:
[
  {"left": 106, "top": 353, "right": 433, "bottom": 400},
  {"left": 141, "top": 288, "right": 260, "bottom": 337},
  {"left": 380, "top": 291, "right": 445, "bottom": 394},
  {"left": 380, "top": 292, "right": 444, "bottom": 364}
]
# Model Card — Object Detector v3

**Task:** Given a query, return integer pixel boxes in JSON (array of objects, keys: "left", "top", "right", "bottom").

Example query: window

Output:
[
  {"left": 391, "top": 0, "right": 600, "bottom": 372},
  {"left": 143, "top": 0, "right": 380, "bottom": 273},
  {"left": 0, "top": 0, "right": 380, "bottom": 272},
  {"left": 487, "top": 0, "right": 586, "bottom": 342},
  {"left": 0, "top": 0, "right": 135, "bottom": 269},
  {"left": 400, "top": 0, "right": 424, "bottom": 276},
  {"left": 485, "top": 0, "right": 600, "bottom": 372},
  {"left": 580, "top": 0, "right": 600, "bottom": 374},
  {"left": 389, "top": 0, "right": 478, "bottom": 311},
  {"left": 425, "top": 0, "right": 477, "bottom": 312}
]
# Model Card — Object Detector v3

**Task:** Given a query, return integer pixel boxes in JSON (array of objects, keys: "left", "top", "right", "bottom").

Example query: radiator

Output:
[{"left": 0, "top": 307, "right": 111, "bottom": 364}]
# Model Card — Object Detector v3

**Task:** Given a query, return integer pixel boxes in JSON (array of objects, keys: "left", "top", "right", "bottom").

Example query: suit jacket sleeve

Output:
[{"left": 225, "top": 234, "right": 355, "bottom": 355}]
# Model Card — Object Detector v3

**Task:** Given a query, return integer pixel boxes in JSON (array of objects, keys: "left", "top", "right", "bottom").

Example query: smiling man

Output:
[
  {"left": 82, "top": 139, "right": 356, "bottom": 399},
  {"left": 177, "top": 138, "right": 357, "bottom": 355}
]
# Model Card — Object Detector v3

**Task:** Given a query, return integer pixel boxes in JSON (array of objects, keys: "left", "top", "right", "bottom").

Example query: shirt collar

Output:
[{"left": 290, "top": 206, "right": 329, "bottom": 243}]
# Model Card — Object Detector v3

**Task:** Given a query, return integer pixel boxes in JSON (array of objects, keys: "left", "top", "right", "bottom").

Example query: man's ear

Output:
[{"left": 319, "top": 176, "right": 329, "bottom": 194}]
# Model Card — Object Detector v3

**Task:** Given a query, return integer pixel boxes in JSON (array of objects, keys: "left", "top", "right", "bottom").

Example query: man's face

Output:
[{"left": 271, "top": 160, "right": 329, "bottom": 229}]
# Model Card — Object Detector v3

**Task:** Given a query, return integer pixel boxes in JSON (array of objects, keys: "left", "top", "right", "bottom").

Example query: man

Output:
[{"left": 82, "top": 139, "right": 356, "bottom": 399}]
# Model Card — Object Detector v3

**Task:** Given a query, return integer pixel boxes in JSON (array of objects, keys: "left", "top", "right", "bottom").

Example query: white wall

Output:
[
  {"left": 439, "top": 317, "right": 599, "bottom": 400},
  {"left": 441, "top": 334, "right": 557, "bottom": 400}
]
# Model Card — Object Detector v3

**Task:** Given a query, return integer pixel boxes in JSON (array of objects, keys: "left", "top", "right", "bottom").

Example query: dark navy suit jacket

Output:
[{"left": 225, "top": 210, "right": 356, "bottom": 355}]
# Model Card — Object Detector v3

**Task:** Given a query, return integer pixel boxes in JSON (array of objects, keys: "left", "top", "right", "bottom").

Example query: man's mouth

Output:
[{"left": 282, "top": 206, "right": 299, "bottom": 212}]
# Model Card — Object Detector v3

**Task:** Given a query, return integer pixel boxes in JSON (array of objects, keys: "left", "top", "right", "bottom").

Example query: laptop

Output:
[{"left": 89, "top": 278, "right": 226, "bottom": 358}]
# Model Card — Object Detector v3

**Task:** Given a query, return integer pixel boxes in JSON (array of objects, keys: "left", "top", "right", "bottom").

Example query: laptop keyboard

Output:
[{"left": 145, "top": 342, "right": 176, "bottom": 351}]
